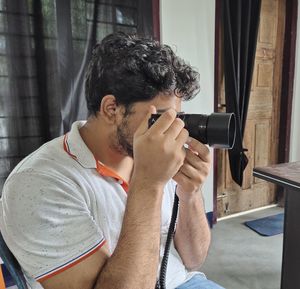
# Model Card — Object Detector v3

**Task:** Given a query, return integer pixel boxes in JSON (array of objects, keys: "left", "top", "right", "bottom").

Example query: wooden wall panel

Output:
[
  {"left": 217, "top": 0, "right": 284, "bottom": 217},
  {"left": 257, "top": 63, "right": 274, "bottom": 88}
]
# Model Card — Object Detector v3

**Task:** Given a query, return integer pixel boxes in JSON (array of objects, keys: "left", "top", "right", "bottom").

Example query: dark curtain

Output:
[
  {"left": 222, "top": 0, "right": 261, "bottom": 186},
  {"left": 0, "top": 0, "right": 156, "bottom": 192}
]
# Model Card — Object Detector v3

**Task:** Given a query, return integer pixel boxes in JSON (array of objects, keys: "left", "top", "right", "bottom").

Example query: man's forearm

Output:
[
  {"left": 94, "top": 182, "right": 163, "bottom": 289},
  {"left": 174, "top": 189, "right": 211, "bottom": 270}
]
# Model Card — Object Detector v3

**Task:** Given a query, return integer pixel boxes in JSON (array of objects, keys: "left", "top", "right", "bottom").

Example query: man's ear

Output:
[{"left": 99, "top": 95, "right": 118, "bottom": 124}]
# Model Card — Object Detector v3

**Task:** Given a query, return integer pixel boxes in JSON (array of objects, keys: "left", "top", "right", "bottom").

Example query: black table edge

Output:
[{"left": 253, "top": 169, "right": 300, "bottom": 191}]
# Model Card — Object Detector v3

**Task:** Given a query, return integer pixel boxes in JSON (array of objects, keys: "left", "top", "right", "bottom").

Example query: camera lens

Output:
[
  {"left": 148, "top": 113, "right": 236, "bottom": 149},
  {"left": 206, "top": 113, "right": 236, "bottom": 149}
]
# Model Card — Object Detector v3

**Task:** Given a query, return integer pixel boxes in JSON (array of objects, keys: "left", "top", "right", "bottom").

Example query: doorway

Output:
[{"left": 214, "top": 0, "right": 297, "bottom": 219}]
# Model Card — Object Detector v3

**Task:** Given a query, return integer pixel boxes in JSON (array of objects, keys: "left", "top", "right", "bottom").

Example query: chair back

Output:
[{"left": 0, "top": 232, "right": 28, "bottom": 289}]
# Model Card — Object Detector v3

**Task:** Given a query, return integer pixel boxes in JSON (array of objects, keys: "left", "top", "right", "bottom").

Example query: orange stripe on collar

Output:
[
  {"left": 95, "top": 161, "right": 129, "bottom": 193},
  {"left": 63, "top": 133, "right": 129, "bottom": 193}
]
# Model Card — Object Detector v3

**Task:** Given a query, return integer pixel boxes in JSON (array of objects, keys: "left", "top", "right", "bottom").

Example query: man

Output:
[{"left": 0, "top": 33, "right": 224, "bottom": 289}]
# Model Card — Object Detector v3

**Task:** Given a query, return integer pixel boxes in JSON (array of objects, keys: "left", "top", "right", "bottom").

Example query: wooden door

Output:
[{"left": 216, "top": 0, "right": 286, "bottom": 217}]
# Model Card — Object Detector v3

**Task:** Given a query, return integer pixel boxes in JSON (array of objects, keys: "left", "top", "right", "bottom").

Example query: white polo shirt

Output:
[{"left": 0, "top": 121, "right": 201, "bottom": 289}]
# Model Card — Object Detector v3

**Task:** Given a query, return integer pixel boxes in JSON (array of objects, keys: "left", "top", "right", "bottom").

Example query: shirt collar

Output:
[
  {"left": 63, "top": 121, "right": 129, "bottom": 192},
  {"left": 63, "top": 121, "right": 97, "bottom": 169}
]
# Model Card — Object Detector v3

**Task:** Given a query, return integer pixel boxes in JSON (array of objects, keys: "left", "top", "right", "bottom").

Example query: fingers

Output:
[
  {"left": 182, "top": 148, "right": 210, "bottom": 180},
  {"left": 173, "top": 170, "right": 200, "bottom": 193},
  {"left": 175, "top": 127, "right": 189, "bottom": 147},
  {"left": 179, "top": 160, "right": 209, "bottom": 182},
  {"left": 172, "top": 145, "right": 211, "bottom": 192},
  {"left": 164, "top": 117, "right": 186, "bottom": 139},
  {"left": 187, "top": 137, "right": 210, "bottom": 163},
  {"left": 135, "top": 105, "right": 157, "bottom": 137},
  {"left": 184, "top": 149, "right": 210, "bottom": 170},
  {"left": 148, "top": 109, "right": 177, "bottom": 135},
  {"left": 173, "top": 160, "right": 209, "bottom": 192},
  {"left": 146, "top": 109, "right": 188, "bottom": 142}
]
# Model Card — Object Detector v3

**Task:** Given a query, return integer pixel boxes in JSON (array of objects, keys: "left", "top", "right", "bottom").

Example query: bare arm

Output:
[
  {"left": 174, "top": 189, "right": 211, "bottom": 270},
  {"left": 93, "top": 182, "right": 163, "bottom": 289}
]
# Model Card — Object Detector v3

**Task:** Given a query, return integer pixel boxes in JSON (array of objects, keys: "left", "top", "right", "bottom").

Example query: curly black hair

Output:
[{"left": 85, "top": 32, "right": 200, "bottom": 116}]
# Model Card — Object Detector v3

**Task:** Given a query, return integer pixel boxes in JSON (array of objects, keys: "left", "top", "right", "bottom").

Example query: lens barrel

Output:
[{"left": 148, "top": 113, "right": 236, "bottom": 149}]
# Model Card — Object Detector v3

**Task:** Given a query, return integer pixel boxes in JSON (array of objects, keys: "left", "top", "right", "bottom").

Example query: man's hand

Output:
[
  {"left": 173, "top": 137, "right": 211, "bottom": 201},
  {"left": 132, "top": 106, "right": 189, "bottom": 191}
]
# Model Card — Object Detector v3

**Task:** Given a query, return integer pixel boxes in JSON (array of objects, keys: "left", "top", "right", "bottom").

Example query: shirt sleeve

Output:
[{"left": 0, "top": 171, "right": 106, "bottom": 282}]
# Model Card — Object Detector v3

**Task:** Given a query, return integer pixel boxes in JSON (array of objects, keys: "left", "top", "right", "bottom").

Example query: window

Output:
[{"left": 0, "top": 0, "right": 159, "bottom": 192}]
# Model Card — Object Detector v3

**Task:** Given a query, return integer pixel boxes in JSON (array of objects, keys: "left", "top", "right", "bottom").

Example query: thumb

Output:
[{"left": 135, "top": 105, "right": 157, "bottom": 137}]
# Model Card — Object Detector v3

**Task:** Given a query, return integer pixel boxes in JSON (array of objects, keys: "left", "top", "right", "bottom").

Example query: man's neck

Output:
[{"left": 79, "top": 118, "right": 134, "bottom": 184}]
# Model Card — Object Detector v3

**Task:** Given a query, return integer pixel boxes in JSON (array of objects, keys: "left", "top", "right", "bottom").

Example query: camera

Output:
[{"left": 148, "top": 112, "right": 236, "bottom": 149}]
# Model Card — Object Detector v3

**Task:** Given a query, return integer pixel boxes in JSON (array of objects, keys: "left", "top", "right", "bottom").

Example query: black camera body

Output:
[{"left": 148, "top": 112, "right": 236, "bottom": 149}]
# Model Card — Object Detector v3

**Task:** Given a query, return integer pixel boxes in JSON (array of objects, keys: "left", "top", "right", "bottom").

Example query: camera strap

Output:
[{"left": 155, "top": 191, "right": 179, "bottom": 289}]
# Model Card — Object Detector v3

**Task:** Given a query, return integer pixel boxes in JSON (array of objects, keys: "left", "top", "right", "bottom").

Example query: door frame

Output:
[{"left": 213, "top": 0, "right": 298, "bottom": 223}]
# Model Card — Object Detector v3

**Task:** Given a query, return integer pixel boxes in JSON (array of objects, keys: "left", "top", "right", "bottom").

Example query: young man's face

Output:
[{"left": 111, "top": 93, "right": 182, "bottom": 158}]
